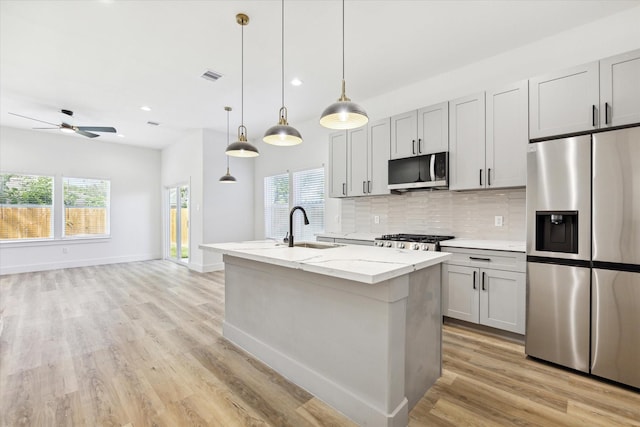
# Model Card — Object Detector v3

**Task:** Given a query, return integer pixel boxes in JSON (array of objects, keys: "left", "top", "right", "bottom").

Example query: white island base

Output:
[{"left": 222, "top": 254, "right": 443, "bottom": 427}]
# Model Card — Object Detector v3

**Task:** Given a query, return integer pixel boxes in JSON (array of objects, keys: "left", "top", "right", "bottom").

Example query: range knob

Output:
[
  {"left": 385, "top": 241, "right": 392, "bottom": 248},
  {"left": 374, "top": 241, "right": 382, "bottom": 247},
  {"left": 412, "top": 243, "right": 420, "bottom": 250},
  {"left": 421, "top": 244, "right": 430, "bottom": 251},
  {"left": 398, "top": 243, "right": 405, "bottom": 249}
]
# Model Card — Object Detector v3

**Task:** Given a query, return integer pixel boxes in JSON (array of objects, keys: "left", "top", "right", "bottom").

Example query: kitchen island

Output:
[{"left": 199, "top": 240, "right": 451, "bottom": 427}]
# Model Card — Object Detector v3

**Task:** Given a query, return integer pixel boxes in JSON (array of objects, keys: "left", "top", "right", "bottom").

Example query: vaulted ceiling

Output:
[{"left": 1, "top": 0, "right": 638, "bottom": 149}]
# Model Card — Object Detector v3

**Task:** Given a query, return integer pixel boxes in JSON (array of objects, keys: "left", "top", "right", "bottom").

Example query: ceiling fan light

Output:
[{"left": 60, "top": 127, "right": 75, "bottom": 133}]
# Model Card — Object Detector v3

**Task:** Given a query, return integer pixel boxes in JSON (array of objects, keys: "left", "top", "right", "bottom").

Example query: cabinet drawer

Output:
[{"left": 443, "top": 247, "right": 525, "bottom": 272}]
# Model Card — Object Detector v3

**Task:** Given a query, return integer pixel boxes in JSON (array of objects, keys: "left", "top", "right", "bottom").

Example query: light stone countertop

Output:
[
  {"left": 440, "top": 239, "right": 526, "bottom": 253},
  {"left": 315, "top": 232, "right": 381, "bottom": 241},
  {"left": 200, "top": 240, "right": 451, "bottom": 284}
]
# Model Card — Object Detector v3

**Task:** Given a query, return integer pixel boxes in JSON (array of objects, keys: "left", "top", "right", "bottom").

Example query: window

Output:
[
  {"left": 264, "top": 173, "right": 290, "bottom": 240},
  {"left": 0, "top": 173, "right": 54, "bottom": 240},
  {"left": 63, "top": 177, "right": 110, "bottom": 238},
  {"left": 264, "top": 167, "right": 325, "bottom": 242}
]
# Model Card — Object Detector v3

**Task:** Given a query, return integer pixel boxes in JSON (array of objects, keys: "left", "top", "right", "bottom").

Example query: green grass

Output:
[{"left": 170, "top": 244, "right": 189, "bottom": 259}]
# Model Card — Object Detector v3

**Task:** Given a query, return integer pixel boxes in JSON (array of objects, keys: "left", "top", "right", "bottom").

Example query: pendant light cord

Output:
[
  {"left": 281, "top": 0, "right": 285, "bottom": 108},
  {"left": 226, "top": 108, "right": 230, "bottom": 169},
  {"left": 241, "top": 22, "right": 244, "bottom": 127},
  {"left": 342, "top": 0, "right": 345, "bottom": 81}
]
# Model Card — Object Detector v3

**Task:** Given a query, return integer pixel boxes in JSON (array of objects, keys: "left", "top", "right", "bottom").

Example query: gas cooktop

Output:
[{"left": 375, "top": 234, "right": 455, "bottom": 243}]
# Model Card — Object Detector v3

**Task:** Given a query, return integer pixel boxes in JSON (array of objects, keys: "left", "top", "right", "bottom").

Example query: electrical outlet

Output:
[
  {"left": 62, "top": 247, "right": 69, "bottom": 254},
  {"left": 335, "top": 215, "right": 340, "bottom": 224},
  {"left": 374, "top": 215, "right": 380, "bottom": 224},
  {"left": 494, "top": 216, "right": 504, "bottom": 227}
]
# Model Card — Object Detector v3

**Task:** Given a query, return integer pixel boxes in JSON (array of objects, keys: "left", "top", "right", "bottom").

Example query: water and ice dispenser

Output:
[{"left": 535, "top": 211, "right": 579, "bottom": 254}]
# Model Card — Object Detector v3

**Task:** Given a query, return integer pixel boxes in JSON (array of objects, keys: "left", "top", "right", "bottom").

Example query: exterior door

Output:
[{"left": 167, "top": 185, "right": 189, "bottom": 264}]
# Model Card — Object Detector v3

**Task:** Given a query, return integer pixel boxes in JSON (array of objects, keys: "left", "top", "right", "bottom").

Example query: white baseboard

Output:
[{"left": 0, "top": 253, "right": 160, "bottom": 275}]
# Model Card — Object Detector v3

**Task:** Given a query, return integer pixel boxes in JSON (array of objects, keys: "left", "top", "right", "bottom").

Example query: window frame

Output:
[
  {"left": 264, "top": 166, "right": 325, "bottom": 242},
  {"left": 62, "top": 176, "right": 111, "bottom": 239},
  {"left": 0, "top": 171, "right": 112, "bottom": 247}
]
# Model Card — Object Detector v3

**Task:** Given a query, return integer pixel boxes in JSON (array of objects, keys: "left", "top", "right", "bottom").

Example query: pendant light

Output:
[
  {"left": 319, "top": 0, "right": 368, "bottom": 130},
  {"left": 219, "top": 106, "right": 237, "bottom": 184},
  {"left": 263, "top": 0, "right": 302, "bottom": 146},
  {"left": 226, "top": 13, "right": 259, "bottom": 158}
]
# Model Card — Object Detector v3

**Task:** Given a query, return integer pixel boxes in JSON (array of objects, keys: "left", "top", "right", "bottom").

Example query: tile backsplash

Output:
[{"left": 340, "top": 188, "right": 526, "bottom": 241}]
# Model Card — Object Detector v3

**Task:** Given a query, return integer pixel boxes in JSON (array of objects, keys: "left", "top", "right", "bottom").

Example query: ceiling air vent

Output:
[
  {"left": 201, "top": 70, "right": 223, "bottom": 82},
  {"left": 147, "top": 121, "right": 160, "bottom": 126}
]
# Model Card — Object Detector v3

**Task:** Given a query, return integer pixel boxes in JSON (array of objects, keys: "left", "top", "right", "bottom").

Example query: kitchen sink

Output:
[{"left": 293, "top": 242, "right": 344, "bottom": 249}]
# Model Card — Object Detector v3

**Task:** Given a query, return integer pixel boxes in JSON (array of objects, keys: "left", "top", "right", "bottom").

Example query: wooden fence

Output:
[
  {"left": 169, "top": 208, "right": 189, "bottom": 245},
  {"left": 0, "top": 206, "right": 107, "bottom": 239}
]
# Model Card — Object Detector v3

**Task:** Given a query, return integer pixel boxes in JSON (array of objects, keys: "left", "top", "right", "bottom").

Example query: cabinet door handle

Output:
[
  {"left": 418, "top": 138, "right": 422, "bottom": 154},
  {"left": 469, "top": 256, "right": 491, "bottom": 262},
  {"left": 487, "top": 168, "right": 491, "bottom": 186},
  {"left": 479, "top": 169, "right": 483, "bottom": 186},
  {"left": 412, "top": 140, "right": 416, "bottom": 155},
  {"left": 367, "top": 180, "right": 371, "bottom": 193},
  {"left": 473, "top": 271, "right": 477, "bottom": 290},
  {"left": 363, "top": 181, "right": 367, "bottom": 194},
  {"left": 605, "top": 102, "right": 609, "bottom": 125},
  {"left": 592, "top": 105, "right": 597, "bottom": 127},
  {"left": 482, "top": 272, "right": 487, "bottom": 291},
  {"left": 342, "top": 183, "right": 346, "bottom": 196}
]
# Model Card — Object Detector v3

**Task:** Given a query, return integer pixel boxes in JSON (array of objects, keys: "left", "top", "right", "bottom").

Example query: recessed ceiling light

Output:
[
  {"left": 140, "top": 106, "right": 152, "bottom": 112},
  {"left": 117, "top": 134, "right": 125, "bottom": 138},
  {"left": 291, "top": 78, "right": 303, "bottom": 86}
]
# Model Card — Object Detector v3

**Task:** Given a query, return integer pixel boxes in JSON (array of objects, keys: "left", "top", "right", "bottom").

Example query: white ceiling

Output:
[{"left": 1, "top": 0, "right": 638, "bottom": 149}]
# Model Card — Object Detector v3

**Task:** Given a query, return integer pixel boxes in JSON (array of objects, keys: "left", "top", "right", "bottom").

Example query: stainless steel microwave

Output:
[{"left": 388, "top": 152, "right": 448, "bottom": 191}]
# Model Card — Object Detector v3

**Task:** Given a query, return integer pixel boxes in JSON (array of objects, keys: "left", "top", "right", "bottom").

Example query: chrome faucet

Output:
[{"left": 289, "top": 206, "right": 309, "bottom": 247}]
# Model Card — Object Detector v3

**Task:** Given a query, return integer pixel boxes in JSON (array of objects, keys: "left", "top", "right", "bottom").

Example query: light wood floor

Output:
[{"left": 1, "top": 260, "right": 638, "bottom": 426}]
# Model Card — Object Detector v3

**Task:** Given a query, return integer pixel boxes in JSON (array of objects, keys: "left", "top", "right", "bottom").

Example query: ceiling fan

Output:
[{"left": 9, "top": 109, "right": 117, "bottom": 138}]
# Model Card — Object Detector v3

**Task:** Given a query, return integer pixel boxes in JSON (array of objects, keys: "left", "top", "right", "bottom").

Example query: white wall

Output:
[
  {"left": 161, "top": 129, "right": 204, "bottom": 269},
  {"left": 161, "top": 128, "right": 254, "bottom": 272},
  {"left": 0, "top": 126, "right": 162, "bottom": 274},
  {"left": 252, "top": 7, "right": 640, "bottom": 239},
  {"left": 202, "top": 128, "right": 254, "bottom": 270}
]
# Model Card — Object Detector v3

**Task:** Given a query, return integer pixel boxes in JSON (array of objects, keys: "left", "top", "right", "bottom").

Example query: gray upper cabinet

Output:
[
  {"left": 367, "top": 118, "right": 391, "bottom": 196},
  {"left": 486, "top": 80, "right": 528, "bottom": 188},
  {"left": 347, "top": 126, "right": 368, "bottom": 197},
  {"left": 328, "top": 131, "right": 347, "bottom": 198},
  {"left": 450, "top": 82, "right": 528, "bottom": 191},
  {"left": 390, "top": 102, "right": 448, "bottom": 159},
  {"left": 530, "top": 48, "right": 640, "bottom": 139},
  {"left": 328, "top": 119, "right": 390, "bottom": 198},
  {"left": 529, "top": 62, "right": 599, "bottom": 139},
  {"left": 449, "top": 92, "right": 486, "bottom": 191},
  {"left": 600, "top": 48, "right": 640, "bottom": 128}
]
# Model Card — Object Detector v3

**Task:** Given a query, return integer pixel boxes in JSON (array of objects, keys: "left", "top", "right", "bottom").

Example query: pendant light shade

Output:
[
  {"left": 227, "top": 13, "right": 259, "bottom": 158},
  {"left": 320, "top": 0, "right": 368, "bottom": 130},
  {"left": 220, "top": 106, "right": 237, "bottom": 183},
  {"left": 263, "top": 107, "right": 302, "bottom": 146},
  {"left": 264, "top": 0, "right": 302, "bottom": 146}
]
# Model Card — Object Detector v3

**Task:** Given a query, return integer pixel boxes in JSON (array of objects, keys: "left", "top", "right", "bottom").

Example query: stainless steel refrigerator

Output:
[{"left": 526, "top": 126, "right": 640, "bottom": 389}]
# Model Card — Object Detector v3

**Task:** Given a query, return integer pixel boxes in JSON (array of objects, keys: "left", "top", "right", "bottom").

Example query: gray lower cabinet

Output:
[{"left": 442, "top": 247, "right": 526, "bottom": 334}]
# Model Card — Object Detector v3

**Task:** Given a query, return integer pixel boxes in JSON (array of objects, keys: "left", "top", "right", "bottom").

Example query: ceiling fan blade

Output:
[
  {"left": 76, "top": 129, "right": 100, "bottom": 138},
  {"left": 76, "top": 126, "right": 117, "bottom": 133},
  {"left": 32, "top": 127, "right": 60, "bottom": 130},
  {"left": 9, "top": 112, "right": 59, "bottom": 126}
]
